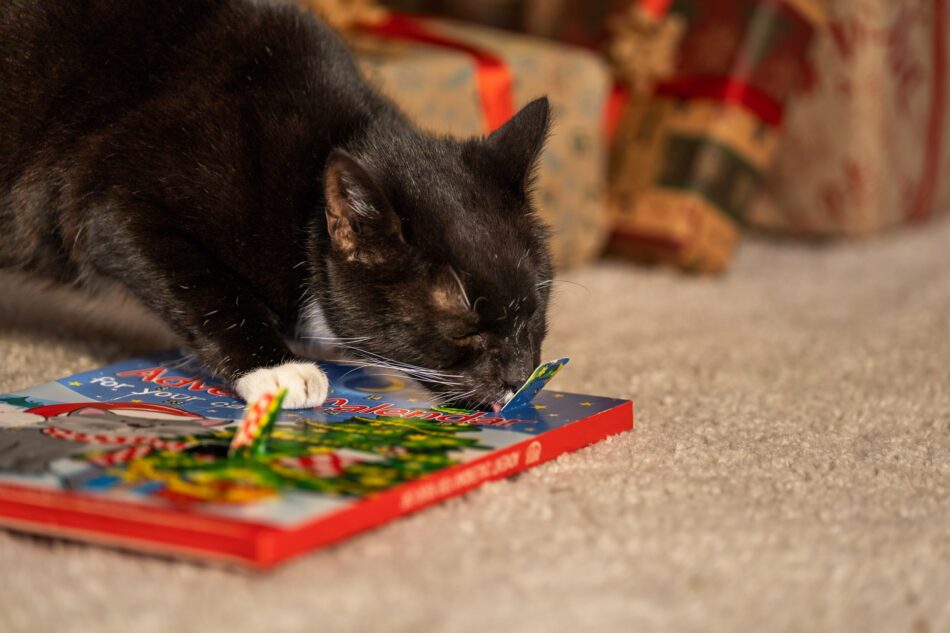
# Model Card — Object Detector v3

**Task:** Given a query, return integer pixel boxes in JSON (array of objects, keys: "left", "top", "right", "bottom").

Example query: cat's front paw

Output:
[{"left": 234, "top": 362, "right": 329, "bottom": 409}]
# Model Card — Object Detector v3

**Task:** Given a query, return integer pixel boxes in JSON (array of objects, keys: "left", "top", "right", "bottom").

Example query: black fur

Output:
[{"left": 0, "top": 0, "right": 553, "bottom": 408}]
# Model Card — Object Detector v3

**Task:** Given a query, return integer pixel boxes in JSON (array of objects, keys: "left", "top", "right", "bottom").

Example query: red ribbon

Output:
[
  {"left": 639, "top": 0, "right": 674, "bottom": 19},
  {"left": 360, "top": 14, "right": 516, "bottom": 133},
  {"left": 603, "top": 74, "right": 785, "bottom": 143},
  {"left": 603, "top": 83, "right": 631, "bottom": 142},
  {"left": 654, "top": 75, "right": 785, "bottom": 126}
]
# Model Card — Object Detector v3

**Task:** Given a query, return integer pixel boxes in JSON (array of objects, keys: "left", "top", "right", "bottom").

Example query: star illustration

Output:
[
  {"left": 580, "top": 402, "right": 593, "bottom": 407},
  {"left": 533, "top": 405, "right": 547, "bottom": 410},
  {"left": 68, "top": 381, "right": 82, "bottom": 386},
  {"left": 131, "top": 399, "right": 143, "bottom": 403}
]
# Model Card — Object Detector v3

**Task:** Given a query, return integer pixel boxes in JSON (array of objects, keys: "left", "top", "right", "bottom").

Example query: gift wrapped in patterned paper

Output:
[
  {"left": 382, "top": 0, "right": 525, "bottom": 33},
  {"left": 301, "top": 1, "right": 613, "bottom": 269},
  {"left": 382, "top": 0, "right": 628, "bottom": 50},
  {"left": 748, "top": 2, "right": 950, "bottom": 236},
  {"left": 606, "top": 0, "right": 823, "bottom": 273}
]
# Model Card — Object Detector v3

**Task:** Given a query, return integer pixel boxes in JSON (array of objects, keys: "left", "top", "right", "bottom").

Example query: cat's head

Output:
[{"left": 306, "top": 98, "right": 554, "bottom": 410}]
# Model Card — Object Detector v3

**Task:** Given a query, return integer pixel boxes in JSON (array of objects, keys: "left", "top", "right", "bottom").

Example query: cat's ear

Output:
[
  {"left": 323, "top": 150, "right": 404, "bottom": 265},
  {"left": 484, "top": 96, "right": 551, "bottom": 191}
]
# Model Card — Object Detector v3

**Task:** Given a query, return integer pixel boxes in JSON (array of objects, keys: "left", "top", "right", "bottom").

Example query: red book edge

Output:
[{"left": 0, "top": 401, "right": 633, "bottom": 569}]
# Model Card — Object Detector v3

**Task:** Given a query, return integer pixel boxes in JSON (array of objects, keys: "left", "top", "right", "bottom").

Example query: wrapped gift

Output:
[
  {"left": 383, "top": 0, "right": 526, "bottom": 32},
  {"left": 302, "top": 2, "right": 613, "bottom": 269},
  {"left": 607, "top": 0, "right": 823, "bottom": 273},
  {"left": 748, "top": 2, "right": 950, "bottom": 235},
  {"left": 383, "top": 0, "right": 629, "bottom": 50}
]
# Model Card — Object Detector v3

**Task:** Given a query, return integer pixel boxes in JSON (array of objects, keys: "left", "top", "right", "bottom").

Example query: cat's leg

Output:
[{"left": 82, "top": 222, "right": 327, "bottom": 408}]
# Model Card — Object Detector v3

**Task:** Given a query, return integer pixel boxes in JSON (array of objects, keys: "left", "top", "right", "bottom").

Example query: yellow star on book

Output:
[
  {"left": 580, "top": 402, "right": 593, "bottom": 407},
  {"left": 68, "top": 381, "right": 81, "bottom": 386},
  {"left": 533, "top": 405, "right": 547, "bottom": 410},
  {"left": 131, "top": 399, "right": 143, "bottom": 403}
]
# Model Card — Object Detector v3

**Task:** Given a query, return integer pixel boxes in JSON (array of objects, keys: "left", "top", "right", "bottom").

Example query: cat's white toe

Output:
[{"left": 234, "top": 361, "right": 329, "bottom": 409}]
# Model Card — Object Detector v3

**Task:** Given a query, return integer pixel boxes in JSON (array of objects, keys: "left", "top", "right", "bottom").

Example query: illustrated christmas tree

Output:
[
  {"left": 282, "top": 416, "right": 490, "bottom": 496},
  {"left": 90, "top": 413, "right": 491, "bottom": 503}
]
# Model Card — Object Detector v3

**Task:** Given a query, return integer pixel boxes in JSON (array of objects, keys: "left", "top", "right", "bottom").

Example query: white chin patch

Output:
[
  {"left": 298, "top": 296, "right": 331, "bottom": 338},
  {"left": 234, "top": 362, "right": 329, "bottom": 410}
]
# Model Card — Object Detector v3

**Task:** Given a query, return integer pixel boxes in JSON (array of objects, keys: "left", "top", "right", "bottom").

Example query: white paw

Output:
[{"left": 234, "top": 362, "right": 329, "bottom": 409}]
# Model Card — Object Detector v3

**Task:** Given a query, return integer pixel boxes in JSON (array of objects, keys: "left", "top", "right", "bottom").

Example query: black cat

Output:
[{"left": 0, "top": 0, "right": 553, "bottom": 410}]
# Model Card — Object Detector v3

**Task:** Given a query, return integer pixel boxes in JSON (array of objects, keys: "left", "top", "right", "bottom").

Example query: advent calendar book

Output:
[{"left": 0, "top": 352, "right": 632, "bottom": 568}]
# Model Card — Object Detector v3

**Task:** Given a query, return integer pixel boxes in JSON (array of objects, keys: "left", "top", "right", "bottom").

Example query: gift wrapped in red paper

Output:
[
  {"left": 748, "top": 1, "right": 950, "bottom": 236},
  {"left": 606, "top": 0, "right": 823, "bottom": 273}
]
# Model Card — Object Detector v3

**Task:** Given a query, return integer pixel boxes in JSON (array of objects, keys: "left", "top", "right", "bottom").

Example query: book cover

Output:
[{"left": 0, "top": 352, "right": 633, "bottom": 568}]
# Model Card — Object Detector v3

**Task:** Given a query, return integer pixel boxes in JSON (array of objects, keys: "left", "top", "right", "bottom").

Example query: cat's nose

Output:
[
  {"left": 502, "top": 360, "right": 533, "bottom": 392},
  {"left": 502, "top": 379, "right": 522, "bottom": 393}
]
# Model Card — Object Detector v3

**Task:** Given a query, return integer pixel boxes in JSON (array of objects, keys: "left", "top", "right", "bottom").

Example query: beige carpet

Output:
[{"left": 1, "top": 219, "right": 949, "bottom": 633}]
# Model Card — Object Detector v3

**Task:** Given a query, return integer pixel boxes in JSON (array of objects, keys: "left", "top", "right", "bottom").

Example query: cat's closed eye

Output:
[{"left": 450, "top": 330, "right": 482, "bottom": 345}]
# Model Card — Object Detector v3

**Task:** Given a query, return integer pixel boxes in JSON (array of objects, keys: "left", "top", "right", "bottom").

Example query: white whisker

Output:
[
  {"left": 344, "top": 345, "right": 462, "bottom": 380},
  {"left": 540, "top": 278, "right": 589, "bottom": 294},
  {"left": 518, "top": 249, "right": 530, "bottom": 269},
  {"left": 340, "top": 356, "right": 465, "bottom": 388},
  {"left": 300, "top": 335, "right": 371, "bottom": 343},
  {"left": 449, "top": 267, "right": 471, "bottom": 310},
  {"left": 432, "top": 386, "right": 481, "bottom": 409}
]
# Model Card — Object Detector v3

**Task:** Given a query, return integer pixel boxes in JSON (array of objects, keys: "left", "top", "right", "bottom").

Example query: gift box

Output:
[
  {"left": 382, "top": 0, "right": 628, "bottom": 50},
  {"left": 383, "top": 0, "right": 525, "bottom": 32},
  {"left": 304, "top": 3, "right": 613, "bottom": 269},
  {"left": 748, "top": 1, "right": 950, "bottom": 235},
  {"left": 606, "top": 0, "right": 823, "bottom": 273}
]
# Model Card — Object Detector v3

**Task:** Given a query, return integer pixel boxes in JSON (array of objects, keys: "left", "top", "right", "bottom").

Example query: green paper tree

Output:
[{"left": 85, "top": 414, "right": 490, "bottom": 502}]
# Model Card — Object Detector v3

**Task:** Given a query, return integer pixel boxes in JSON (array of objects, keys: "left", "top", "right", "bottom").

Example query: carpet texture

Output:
[{"left": 1, "top": 220, "right": 948, "bottom": 633}]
